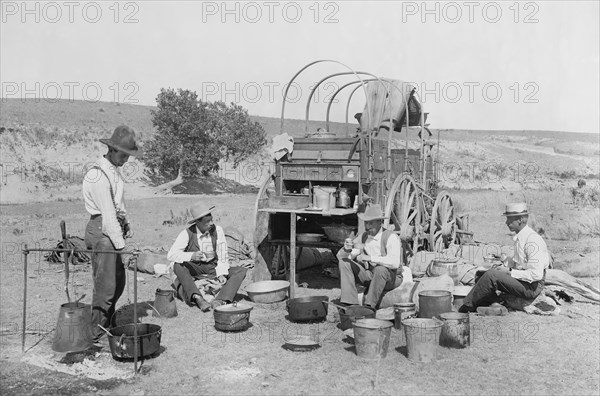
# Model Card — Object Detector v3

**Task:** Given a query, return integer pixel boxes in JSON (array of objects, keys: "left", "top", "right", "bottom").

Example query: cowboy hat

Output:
[
  {"left": 502, "top": 202, "right": 528, "bottom": 217},
  {"left": 188, "top": 202, "right": 215, "bottom": 224},
  {"left": 99, "top": 125, "right": 142, "bottom": 157},
  {"left": 357, "top": 204, "right": 389, "bottom": 221}
]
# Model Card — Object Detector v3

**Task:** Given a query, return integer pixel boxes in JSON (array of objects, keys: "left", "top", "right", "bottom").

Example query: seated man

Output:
[
  {"left": 337, "top": 204, "right": 403, "bottom": 308},
  {"left": 168, "top": 203, "right": 247, "bottom": 312},
  {"left": 459, "top": 203, "right": 549, "bottom": 313}
]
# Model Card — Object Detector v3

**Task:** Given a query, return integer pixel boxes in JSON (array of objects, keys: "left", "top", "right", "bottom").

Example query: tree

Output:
[{"left": 142, "top": 88, "right": 267, "bottom": 193}]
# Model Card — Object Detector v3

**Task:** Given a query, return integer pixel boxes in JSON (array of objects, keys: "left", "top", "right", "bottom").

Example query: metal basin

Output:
[{"left": 287, "top": 296, "right": 329, "bottom": 322}]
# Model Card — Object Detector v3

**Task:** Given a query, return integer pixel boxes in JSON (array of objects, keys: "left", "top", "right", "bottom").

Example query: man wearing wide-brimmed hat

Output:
[
  {"left": 167, "top": 203, "right": 248, "bottom": 311},
  {"left": 337, "top": 204, "right": 403, "bottom": 308},
  {"left": 82, "top": 125, "right": 142, "bottom": 340},
  {"left": 459, "top": 202, "right": 550, "bottom": 313}
]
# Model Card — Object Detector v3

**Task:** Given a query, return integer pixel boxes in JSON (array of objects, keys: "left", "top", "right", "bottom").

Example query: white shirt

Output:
[
  {"left": 82, "top": 157, "right": 126, "bottom": 249},
  {"left": 167, "top": 225, "right": 229, "bottom": 277},
  {"left": 348, "top": 228, "right": 402, "bottom": 270},
  {"left": 510, "top": 225, "right": 549, "bottom": 283}
]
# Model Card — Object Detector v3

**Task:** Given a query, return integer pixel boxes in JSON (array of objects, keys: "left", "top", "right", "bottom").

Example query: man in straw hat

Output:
[
  {"left": 337, "top": 204, "right": 403, "bottom": 308},
  {"left": 167, "top": 203, "right": 248, "bottom": 311},
  {"left": 458, "top": 202, "right": 550, "bottom": 313},
  {"left": 82, "top": 125, "right": 141, "bottom": 340}
]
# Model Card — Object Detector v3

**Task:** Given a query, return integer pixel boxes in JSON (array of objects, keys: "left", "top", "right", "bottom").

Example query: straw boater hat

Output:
[
  {"left": 502, "top": 202, "right": 528, "bottom": 217},
  {"left": 357, "top": 204, "right": 389, "bottom": 221},
  {"left": 99, "top": 125, "right": 142, "bottom": 157},
  {"left": 188, "top": 202, "right": 215, "bottom": 224}
]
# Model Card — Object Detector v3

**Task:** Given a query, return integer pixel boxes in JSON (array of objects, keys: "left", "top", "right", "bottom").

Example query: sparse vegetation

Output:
[{"left": 142, "top": 88, "right": 267, "bottom": 193}]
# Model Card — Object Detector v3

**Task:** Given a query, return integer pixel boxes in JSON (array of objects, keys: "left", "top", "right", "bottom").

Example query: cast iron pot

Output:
[
  {"left": 108, "top": 323, "right": 162, "bottom": 360},
  {"left": 214, "top": 303, "right": 253, "bottom": 332},
  {"left": 287, "top": 296, "right": 329, "bottom": 322}
]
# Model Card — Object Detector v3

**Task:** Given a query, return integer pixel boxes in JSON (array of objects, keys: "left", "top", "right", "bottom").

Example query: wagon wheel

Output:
[
  {"left": 384, "top": 175, "right": 423, "bottom": 261},
  {"left": 429, "top": 191, "right": 456, "bottom": 252},
  {"left": 253, "top": 174, "right": 279, "bottom": 281}
]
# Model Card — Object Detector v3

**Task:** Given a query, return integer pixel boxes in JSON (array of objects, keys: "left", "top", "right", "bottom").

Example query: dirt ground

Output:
[{"left": 1, "top": 191, "right": 599, "bottom": 395}]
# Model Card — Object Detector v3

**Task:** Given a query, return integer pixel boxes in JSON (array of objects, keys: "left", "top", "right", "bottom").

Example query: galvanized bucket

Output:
[{"left": 353, "top": 319, "right": 393, "bottom": 359}]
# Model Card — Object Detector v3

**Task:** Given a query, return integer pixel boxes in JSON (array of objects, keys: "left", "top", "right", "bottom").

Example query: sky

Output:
[{"left": 1, "top": 0, "right": 599, "bottom": 133}]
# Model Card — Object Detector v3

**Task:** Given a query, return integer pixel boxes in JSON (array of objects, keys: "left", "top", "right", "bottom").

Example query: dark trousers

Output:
[
  {"left": 462, "top": 269, "right": 544, "bottom": 308},
  {"left": 85, "top": 216, "right": 125, "bottom": 337},
  {"left": 339, "top": 258, "right": 402, "bottom": 308},
  {"left": 173, "top": 261, "right": 247, "bottom": 304}
]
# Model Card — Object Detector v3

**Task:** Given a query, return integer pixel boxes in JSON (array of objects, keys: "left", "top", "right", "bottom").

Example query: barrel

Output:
[
  {"left": 402, "top": 318, "right": 443, "bottom": 363},
  {"left": 353, "top": 319, "right": 393, "bottom": 359},
  {"left": 429, "top": 258, "right": 460, "bottom": 285},
  {"left": 438, "top": 312, "right": 470, "bottom": 349},
  {"left": 418, "top": 290, "right": 452, "bottom": 318}
]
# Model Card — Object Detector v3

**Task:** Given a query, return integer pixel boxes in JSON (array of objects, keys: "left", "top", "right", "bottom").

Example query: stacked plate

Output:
[{"left": 296, "top": 233, "right": 324, "bottom": 243}]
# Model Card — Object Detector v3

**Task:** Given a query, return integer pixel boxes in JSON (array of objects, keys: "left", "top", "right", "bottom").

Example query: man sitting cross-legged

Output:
[{"left": 167, "top": 203, "right": 248, "bottom": 311}]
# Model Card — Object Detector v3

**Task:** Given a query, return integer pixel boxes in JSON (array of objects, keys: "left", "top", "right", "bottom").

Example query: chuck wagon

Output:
[{"left": 253, "top": 60, "right": 467, "bottom": 289}]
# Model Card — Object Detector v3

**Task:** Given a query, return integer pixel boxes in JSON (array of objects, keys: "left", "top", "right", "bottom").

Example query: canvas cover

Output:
[{"left": 359, "top": 79, "right": 419, "bottom": 133}]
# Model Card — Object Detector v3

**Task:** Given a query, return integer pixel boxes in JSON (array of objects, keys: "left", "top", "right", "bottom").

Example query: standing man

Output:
[
  {"left": 83, "top": 125, "right": 141, "bottom": 340},
  {"left": 337, "top": 204, "right": 403, "bottom": 309},
  {"left": 168, "top": 203, "right": 248, "bottom": 311},
  {"left": 459, "top": 203, "right": 549, "bottom": 313}
]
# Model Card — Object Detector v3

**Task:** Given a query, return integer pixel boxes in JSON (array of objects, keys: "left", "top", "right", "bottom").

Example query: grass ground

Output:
[{"left": 1, "top": 190, "right": 599, "bottom": 395}]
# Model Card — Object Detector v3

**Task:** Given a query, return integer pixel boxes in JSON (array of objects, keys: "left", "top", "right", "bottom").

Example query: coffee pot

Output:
[{"left": 336, "top": 185, "right": 352, "bottom": 208}]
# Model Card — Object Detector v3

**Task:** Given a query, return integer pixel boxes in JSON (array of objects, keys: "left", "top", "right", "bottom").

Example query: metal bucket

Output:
[
  {"left": 338, "top": 305, "right": 376, "bottom": 331},
  {"left": 52, "top": 302, "right": 93, "bottom": 353},
  {"left": 418, "top": 290, "right": 452, "bottom": 318},
  {"left": 438, "top": 312, "right": 470, "bottom": 349},
  {"left": 153, "top": 289, "right": 177, "bottom": 318},
  {"left": 108, "top": 323, "right": 162, "bottom": 360},
  {"left": 402, "top": 318, "right": 443, "bottom": 363},
  {"left": 353, "top": 319, "right": 393, "bottom": 359},
  {"left": 313, "top": 186, "right": 336, "bottom": 210}
]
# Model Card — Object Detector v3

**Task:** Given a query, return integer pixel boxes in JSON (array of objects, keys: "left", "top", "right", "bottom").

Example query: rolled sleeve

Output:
[
  {"left": 167, "top": 230, "right": 194, "bottom": 263},
  {"left": 371, "top": 233, "right": 401, "bottom": 269}
]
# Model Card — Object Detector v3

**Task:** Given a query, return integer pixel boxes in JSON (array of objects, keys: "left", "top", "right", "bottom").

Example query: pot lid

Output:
[
  {"left": 283, "top": 335, "right": 320, "bottom": 351},
  {"left": 453, "top": 286, "right": 473, "bottom": 296},
  {"left": 375, "top": 307, "right": 395, "bottom": 321},
  {"left": 214, "top": 303, "right": 253, "bottom": 314}
]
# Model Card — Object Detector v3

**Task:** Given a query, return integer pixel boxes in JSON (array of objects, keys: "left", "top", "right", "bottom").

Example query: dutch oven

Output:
[
  {"left": 287, "top": 296, "right": 329, "bottom": 322},
  {"left": 338, "top": 305, "right": 376, "bottom": 331},
  {"left": 108, "top": 323, "right": 162, "bottom": 360},
  {"left": 214, "top": 303, "right": 253, "bottom": 331}
]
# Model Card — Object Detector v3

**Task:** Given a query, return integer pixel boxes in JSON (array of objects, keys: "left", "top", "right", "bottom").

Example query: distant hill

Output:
[{"left": 1, "top": 99, "right": 598, "bottom": 203}]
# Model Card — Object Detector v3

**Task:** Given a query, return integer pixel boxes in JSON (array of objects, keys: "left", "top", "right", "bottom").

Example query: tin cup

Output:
[{"left": 344, "top": 238, "right": 354, "bottom": 251}]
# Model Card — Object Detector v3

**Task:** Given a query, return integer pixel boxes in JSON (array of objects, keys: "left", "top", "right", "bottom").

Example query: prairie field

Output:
[{"left": 1, "top": 100, "right": 599, "bottom": 395}]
